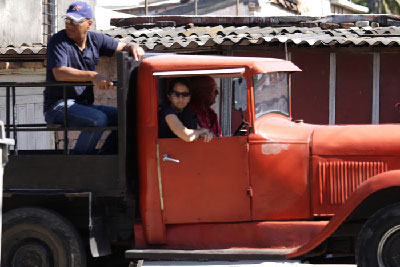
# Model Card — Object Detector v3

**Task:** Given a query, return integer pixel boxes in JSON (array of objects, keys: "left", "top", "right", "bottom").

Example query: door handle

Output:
[{"left": 163, "top": 154, "right": 180, "bottom": 163}]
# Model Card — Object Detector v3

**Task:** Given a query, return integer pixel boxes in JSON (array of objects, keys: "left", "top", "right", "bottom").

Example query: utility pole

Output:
[
  {"left": 194, "top": 0, "right": 198, "bottom": 15},
  {"left": 145, "top": 0, "right": 149, "bottom": 15},
  {"left": 236, "top": 0, "right": 239, "bottom": 15}
]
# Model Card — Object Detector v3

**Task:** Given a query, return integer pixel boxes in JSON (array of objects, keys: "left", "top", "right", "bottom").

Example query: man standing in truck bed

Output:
[{"left": 44, "top": 1, "right": 144, "bottom": 154}]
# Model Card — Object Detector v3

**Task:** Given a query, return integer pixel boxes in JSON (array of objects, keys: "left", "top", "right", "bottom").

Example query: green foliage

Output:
[
  {"left": 381, "top": 0, "right": 400, "bottom": 14},
  {"left": 352, "top": 0, "right": 368, "bottom": 7},
  {"left": 351, "top": 0, "right": 400, "bottom": 14}
]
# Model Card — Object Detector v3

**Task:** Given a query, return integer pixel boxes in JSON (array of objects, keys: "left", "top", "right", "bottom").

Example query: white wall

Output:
[
  {"left": 254, "top": 1, "right": 299, "bottom": 16},
  {"left": 0, "top": 0, "right": 97, "bottom": 46},
  {"left": 0, "top": 74, "right": 53, "bottom": 150},
  {"left": 298, "top": 0, "right": 332, "bottom": 16},
  {"left": 0, "top": 0, "right": 43, "bottom": 45}
]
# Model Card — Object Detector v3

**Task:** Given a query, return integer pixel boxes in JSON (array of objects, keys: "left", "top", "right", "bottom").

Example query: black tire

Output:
[
  {"left": 2, "top": 207, "right": 86, "bottom": 267},
  {"left": 356, "top": 202, "right": 400, "bottom": 267}
]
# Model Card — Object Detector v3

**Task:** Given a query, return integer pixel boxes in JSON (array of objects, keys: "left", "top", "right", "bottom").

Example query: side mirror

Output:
[{"left": 233, "top": 78, "right": 247, "bottom": 111}]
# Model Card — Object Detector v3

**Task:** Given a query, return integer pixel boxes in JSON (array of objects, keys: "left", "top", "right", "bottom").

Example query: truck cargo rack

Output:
[{"left": 0, "top": 81, "right": 118, "bottom": 155}]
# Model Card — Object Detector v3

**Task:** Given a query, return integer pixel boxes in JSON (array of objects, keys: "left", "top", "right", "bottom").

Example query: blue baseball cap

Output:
[{"left": 65, "top": 1, "right": 93, "bottom": 22}]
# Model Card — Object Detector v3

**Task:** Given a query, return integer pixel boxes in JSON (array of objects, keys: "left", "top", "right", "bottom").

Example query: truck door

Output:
[
  {"left": 156, "top": 72, "right": 251, "bottom": 224},
  {"left": 158, "top": 136, "right": 251, "bottom": 224}
]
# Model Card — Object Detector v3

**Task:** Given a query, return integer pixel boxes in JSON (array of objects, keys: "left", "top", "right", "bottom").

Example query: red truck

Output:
[{"left": 2, "top": 52, "right": 400, "bottom": 267}]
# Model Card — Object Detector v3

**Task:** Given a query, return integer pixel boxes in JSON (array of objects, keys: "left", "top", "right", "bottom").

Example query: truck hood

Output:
[
  {"left": 312, "top": 124, "right": 400, "bottom": 156},
  {"left": 254, "top": 115, "right": 400, "bottom": 156}
]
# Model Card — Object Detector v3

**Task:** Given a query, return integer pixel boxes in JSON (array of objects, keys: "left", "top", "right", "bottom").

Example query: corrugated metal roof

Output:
[
  {"left": 2, "top": 15, "right": 400, "bottom": 56},
  {"left": 103, "top": 23, "right": 400, "bottom": 50}
]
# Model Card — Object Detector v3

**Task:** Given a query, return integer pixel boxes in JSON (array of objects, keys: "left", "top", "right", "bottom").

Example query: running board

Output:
[{"left": 125, "top": 248, "right": 295, "bottom": 261}]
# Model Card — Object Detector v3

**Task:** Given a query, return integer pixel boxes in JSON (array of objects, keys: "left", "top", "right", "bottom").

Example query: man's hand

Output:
[
  {"left": 118, "top": 43, "right": 145, "bottom": 61},
  {"left": 92, "top": 73, "right": 114, "bottom": 90},
  {"left": 126, "top": 44, "right": 145, "bottom": 61}
]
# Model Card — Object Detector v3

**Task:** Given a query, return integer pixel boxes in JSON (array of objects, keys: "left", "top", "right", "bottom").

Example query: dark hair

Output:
[{"left": 167, "top": 78, "right": 192, "bottom": 95}]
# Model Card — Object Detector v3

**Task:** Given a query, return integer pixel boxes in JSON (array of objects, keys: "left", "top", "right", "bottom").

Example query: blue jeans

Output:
[{"left": 45, "top": 102, "right": 118, "bottom": 154}]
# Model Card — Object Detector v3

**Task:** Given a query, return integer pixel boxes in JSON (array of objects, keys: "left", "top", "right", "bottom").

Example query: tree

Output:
[{"left": 352, "top": 0, "right": 400, "bottom": 14}]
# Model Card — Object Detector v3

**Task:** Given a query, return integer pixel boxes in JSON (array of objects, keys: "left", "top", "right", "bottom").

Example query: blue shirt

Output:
[
  {"left": 44, "top": 30, "right": 118, "bottom": 112},
  {"left": 159, "top": 105, "right": 198, "bottom": 139}
]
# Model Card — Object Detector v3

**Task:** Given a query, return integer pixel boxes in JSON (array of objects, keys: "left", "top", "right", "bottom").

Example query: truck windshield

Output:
[{"left": 253, "top": 72, "right": 289, "bottom": 119}]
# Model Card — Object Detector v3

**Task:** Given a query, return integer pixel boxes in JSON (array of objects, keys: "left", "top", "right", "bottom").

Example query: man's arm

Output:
[
  {"left": 116, "top": 42, "right": 145, "bottom": 61},
  {"left": 52, "top": 66, "right": 113, "bottom": 90}
]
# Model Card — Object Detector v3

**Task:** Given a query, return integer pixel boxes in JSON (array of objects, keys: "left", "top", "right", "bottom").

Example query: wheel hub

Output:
[
  {"left": 378, "top": 225, "right": 400, "bottom": 267},
  {"left": 11, "top": 240, "right": 52, "bottom": 267}
]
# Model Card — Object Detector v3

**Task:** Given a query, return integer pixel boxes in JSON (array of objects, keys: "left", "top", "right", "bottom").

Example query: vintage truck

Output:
[{"left": 1, "top": 52, "right": 400, "bottom": 267}]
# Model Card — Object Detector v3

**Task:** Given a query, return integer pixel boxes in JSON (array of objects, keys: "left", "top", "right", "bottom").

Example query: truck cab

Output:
[{"left": 129, "top": 54, "right": 400, "bottom": 267}]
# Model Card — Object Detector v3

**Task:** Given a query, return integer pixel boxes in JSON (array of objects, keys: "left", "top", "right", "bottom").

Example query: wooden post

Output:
[
  {"left": 145, "top": 0, "right": 149, "bottom": 15},
  {"left": 329, "top": 53, "right": 336, "bottom": 125},
  {"left": 195, "top": 0, "right": 198, "bottom": 15},
  {"left": 236, "top": 0, "right": 239, "bottom": 15}
]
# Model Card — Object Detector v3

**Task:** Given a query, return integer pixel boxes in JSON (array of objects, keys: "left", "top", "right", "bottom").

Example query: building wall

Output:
[
  {"left": 335, "top": 53, "right": 373, "bottom": 124},
  {"left": 208, "top": 3, "right": 250, "bottom": 16},
  {"left": 0, "top": 0, "right": 43, "bottom": 45},
  {"left": 0, "top": 0, "right": 97, "bottom": 46},
  {"left": 253, "top": 1, "right": 299, "bottom": 16},
  {"left": 0, "top": 71, "right": 53, "bottom": 150},
  {"left": 380, "top": 53, "right": 400, "bottom": 124},
  {"left": 298, "top": 0, "right": 332, "bottom": 16},
  {"left": 291, "top": 51, "right": 330, "bottom": 125}
]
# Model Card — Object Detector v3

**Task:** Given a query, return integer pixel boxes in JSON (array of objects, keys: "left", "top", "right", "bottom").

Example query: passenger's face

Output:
[
  {"left": 168, "top": 83, "right": 191, "bottom": 112},
  {"left": 65, "top": 18, "right": 92, "bottom": 42}
]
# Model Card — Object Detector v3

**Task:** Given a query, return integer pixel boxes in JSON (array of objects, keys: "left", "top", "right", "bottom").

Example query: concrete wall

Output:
[
  {"left": 0, "top": 0, "right": 43, "bottom": 45},
  {"left": 208, "top": 3, "right": 251, "bottom": 16},
  {"left": 0, "top": 0, "right": 97, "bottom": 46},
  {"left": 298, "top": 0, "right": 332, "bottom": 16},
  {"left": 254, "top": 1, "right": 298, "bottom": 16}
]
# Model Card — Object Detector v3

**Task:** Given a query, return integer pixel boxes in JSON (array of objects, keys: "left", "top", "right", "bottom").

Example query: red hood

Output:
[
  {"left": 254, "top": 115, "right": 400, "bottom": 156},
  {"left": 312, "top": 124, "right": 400, "bottom": 156},
  {"left": 254, "top": 114, "right": 316, "bottom": 143}
]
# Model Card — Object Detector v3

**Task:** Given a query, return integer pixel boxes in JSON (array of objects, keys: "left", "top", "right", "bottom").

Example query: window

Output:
[{"left": 253, "top": 72, "right": 289, "bottom": 119}]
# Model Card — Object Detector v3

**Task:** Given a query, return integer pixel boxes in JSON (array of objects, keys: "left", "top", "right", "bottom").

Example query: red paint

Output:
[
  {"left": 158, "top": 137, "right": 251, "bottom": 224},
  {"left": 135, "top": 221, "right": 328, "bottom": 250},
  {"left": 249, "top": 115, "right": 315, "bottom": 220}
]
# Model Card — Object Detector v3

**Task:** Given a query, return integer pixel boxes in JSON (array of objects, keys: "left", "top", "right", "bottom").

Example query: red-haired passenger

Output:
[{"left": 189, "top": 76, "right": 222, "bottom": 138}]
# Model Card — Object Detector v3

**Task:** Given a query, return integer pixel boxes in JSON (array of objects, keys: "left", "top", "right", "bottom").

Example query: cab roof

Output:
[{"left": 141, "top": 54, "right": 301, "bottom": 75}]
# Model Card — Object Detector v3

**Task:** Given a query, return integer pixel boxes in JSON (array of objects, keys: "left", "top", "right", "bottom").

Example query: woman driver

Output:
[{"left": 159, "top": 78, "right": 213, "bottom": 142}]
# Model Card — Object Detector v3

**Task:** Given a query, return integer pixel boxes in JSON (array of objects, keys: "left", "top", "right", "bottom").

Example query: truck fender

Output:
[{"left": 287, "top": 170, "right": 400, "bottom": 258}]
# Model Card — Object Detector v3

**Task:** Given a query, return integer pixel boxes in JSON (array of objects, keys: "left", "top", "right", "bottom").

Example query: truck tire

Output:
[
  {"left": 356, "top": 202, "right": 400, "bottom": 267},
  {"left": 2, "top": 207, "right": 86, "bottom": 267}
]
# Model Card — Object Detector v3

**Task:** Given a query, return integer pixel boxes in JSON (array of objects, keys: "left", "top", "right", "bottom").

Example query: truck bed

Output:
[{"left": 4, "top": 154, "right": 123, "bottom": 197}]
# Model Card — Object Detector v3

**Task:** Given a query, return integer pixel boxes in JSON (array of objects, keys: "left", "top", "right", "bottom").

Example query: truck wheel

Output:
[
  {"left": 356, "top": 202, "right": 400, "bottom": 267},
  {"left": 2, "top": 207, "right": 86, "bottom": 267}
]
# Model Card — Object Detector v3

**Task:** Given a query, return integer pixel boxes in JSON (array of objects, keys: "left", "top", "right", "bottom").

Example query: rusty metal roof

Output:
[{"left": 2, "top": 15, "right": 400, "bottom": 57}]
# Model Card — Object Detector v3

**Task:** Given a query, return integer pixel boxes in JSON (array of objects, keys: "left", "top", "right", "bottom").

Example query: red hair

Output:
[{"left": 189, "top": 76, "right": 217, "bottom": 107}]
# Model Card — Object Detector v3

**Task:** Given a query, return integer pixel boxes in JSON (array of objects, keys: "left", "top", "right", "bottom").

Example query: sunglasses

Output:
[
  {"left": 168, "top": 91, "right": 191, "bottom": 98},
  {"left": 64, "top": 18, "right": 87, "bottom": 26}
]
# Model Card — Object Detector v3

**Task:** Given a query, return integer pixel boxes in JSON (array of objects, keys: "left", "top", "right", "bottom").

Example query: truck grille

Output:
[{"left": 317, "top": 161, "right": 388, "bottom": 205}]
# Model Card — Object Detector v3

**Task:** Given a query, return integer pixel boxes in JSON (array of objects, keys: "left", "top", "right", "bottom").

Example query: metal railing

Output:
[{"left": 0, "top": 81, "right": 118, "bottom": 155}]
